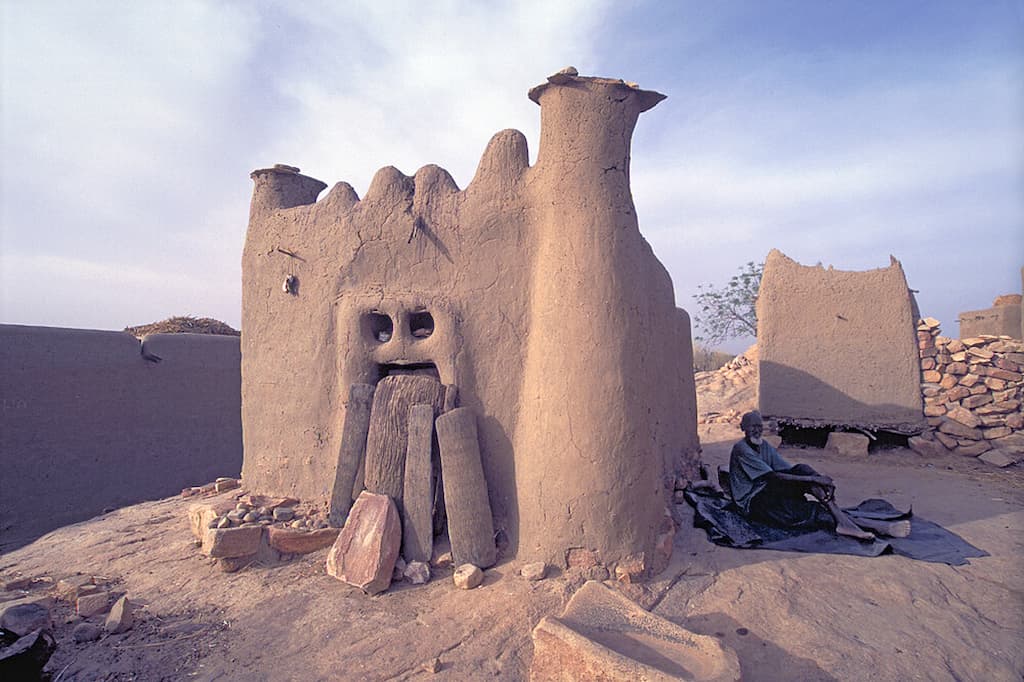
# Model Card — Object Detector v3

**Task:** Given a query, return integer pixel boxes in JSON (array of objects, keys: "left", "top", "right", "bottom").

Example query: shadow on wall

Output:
[
  {"left": 0, "top": 325, "right": 242, "bottom": 552},
  {"left": 759, "top": 361, "right": 924, "bottom": 433}
]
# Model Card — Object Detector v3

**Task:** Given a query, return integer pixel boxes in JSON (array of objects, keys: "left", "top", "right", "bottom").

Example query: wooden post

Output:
[
  {"left": 328, "top": 383, "right": 375, "bottom": 527},
  {"left": 436, "top": 407, "right": 496, "bottom": 568},
  {"left": 402, "top": 404, "right": 435, "bottom": 562},
  {"left": 364, "top": 375, "right": 445, "bottom": 505}
]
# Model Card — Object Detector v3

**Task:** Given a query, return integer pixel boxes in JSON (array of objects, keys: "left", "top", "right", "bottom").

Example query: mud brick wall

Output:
[
  {"left": 241, "top": 72, "right": 699, "bottom": 571},
  {"left": 910, "top": 318, "right": 1024, "bottom": 465},
  {"left": 0, "top": 325, "right": 242, "bottom": 549},
  {"left": 958, "top": 294, "right": 1022, "bottom": 340},
  {"left": 757, "top": 249, "right": 925, "bottom": 433}
]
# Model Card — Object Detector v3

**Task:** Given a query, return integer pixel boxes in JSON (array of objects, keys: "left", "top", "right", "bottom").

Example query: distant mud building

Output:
[{"left": 757, "top": 249, "right": 925, "bottom": 435}]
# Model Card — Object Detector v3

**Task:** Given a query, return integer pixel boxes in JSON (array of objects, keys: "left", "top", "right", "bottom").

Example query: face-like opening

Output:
[
  {"left": 368, "top": 311, "right": 393, "bottom": 343},
  {"left": 409, "top": 311, "right": 434, "bottom": 339},
  {"left": 377, "top": 361, "right": 440, "bottom": 381}
]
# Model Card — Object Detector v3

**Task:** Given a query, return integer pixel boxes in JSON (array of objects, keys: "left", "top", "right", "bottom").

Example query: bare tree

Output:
[{"left": 693, "top": 261, "right": 762, "bottom": 346}]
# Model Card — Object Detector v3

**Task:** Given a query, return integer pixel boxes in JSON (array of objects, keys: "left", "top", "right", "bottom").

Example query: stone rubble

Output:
[
  {"left": 911, "top": 319, "right": 1023, "bottom": 466},
  {"left": 520, "top": 562, "right": 547, "bottom": 582},
  {"left": 104, "top": 596, "right": 134, "bottom": 634},
  {"left": 453, "top": 564, "right": 483, "bottom": 590}
]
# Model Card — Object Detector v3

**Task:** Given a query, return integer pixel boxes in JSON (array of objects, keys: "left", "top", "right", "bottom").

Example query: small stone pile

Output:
[
  {"left": 695, "top": 345, "right": 758, "bottom": 425},
  {"left": 910, "top": 318, "right": 1024, "bottom": 467}
]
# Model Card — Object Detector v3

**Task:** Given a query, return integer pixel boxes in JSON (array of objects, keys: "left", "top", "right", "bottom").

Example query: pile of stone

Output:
[
  {"left": 910, "top": 318, "right": 1024, "bottom": 467},
  {"left": 0, "top": 572, "right": 134, "bottom": 676},
  {"left": 695, "top": 345, "right": 758, "bottom": 425}
]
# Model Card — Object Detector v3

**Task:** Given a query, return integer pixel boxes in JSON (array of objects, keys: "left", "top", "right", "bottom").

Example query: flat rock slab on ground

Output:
[{"left": 326, "top": 491, "right": 401, "bottom": 595}]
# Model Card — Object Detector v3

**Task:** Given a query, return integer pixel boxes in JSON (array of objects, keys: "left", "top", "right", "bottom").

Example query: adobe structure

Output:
[
  {"left": 958, "top": 291, "right": 1023, "bottom": 340},
  {"left": 240, "top": 69, "right": 698, "bottom": 573},
  {"left": 757, "top": 249, "right": 925, "bottom": 434}
]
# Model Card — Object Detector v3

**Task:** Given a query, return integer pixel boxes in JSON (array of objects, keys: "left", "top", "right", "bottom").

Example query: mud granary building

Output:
[{"left": 239, "top": 70, "right": 699, "bottom": 575}]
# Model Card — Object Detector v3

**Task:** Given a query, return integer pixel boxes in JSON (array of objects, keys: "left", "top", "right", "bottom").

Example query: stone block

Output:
[
  {"left": 958, "top": 374, "right": 981, "bottom": 388},
  {"left": 1006, "top": 413, "right": 1024, "bottom": 430},
  {"left": 968, "top": 384, "right": 989, "bottom": 396},
  {"left": 403, "top": 561, "right": 431, "bottom": 585},
  {"left": 946, "top": 339, "right": 965, "bottom": 352},
  {"left": 521, "top": 562, "right": 547, "bottom": 581},
  {"left": 201, "top": 525, "right": 263, "bottom": 559},
  {"left": 983, "top": 426, "right": 1012, "bottom": 440},
  {"left": 530, "top": 581, "right": 740, "bottom": 682},
  {"left": 946, "top": 362, "right": 968, "bottom": 375},
  {"left": 946, "top": 406, "right": 981, "bottom": 428},
  {"left": 453, "top": 564, "right": 483, "bottom": 590},
  {"left": 326, "top": 491, "right": 401, "bottom": 595},
  {"left": 921, "top": 370, "right": 941, "bottom": 383},
  {"left": 920, "top": 357, "right": 936, "bottom": 370},
  {"left": 940, "top": 375, "right": 958, "bottom": 390},
  {"left": 935, "top": 431, "right": 959, "bottom": 450},
  {"left": 266, "top": 527, "right": 339, "bottom": 555},
  {"left": 984, "top": 377, "right": 1008, "bottom": 391},
  {"left": 987, "top": 368, "right": 1022, "bottom": 382},
  {"left": 104, "top": 596, "right": 134, "bottom": 634},
  {"left": 990, "top": 432, "right": 1024, "bottom": 452},
  {"left": 188, "top": 498, "right": 237, "bottom": 540},
  {"left": 0, "top": 603, "right": 51, "bottom": 636},
  {"left": 962, "top": 394, "right": 993, "bottom": 410},
  {"left": 825, "top": 432, "right": 870, "bottom": 456},
  {"left": 956, "top": 441, "right": 992, "bottom": 457},
  {"left": 938, "top": 419, "right": 983, "bottom": 440},
  {"left": 979, "top": 450, "right": 1020, "bottom": 467},
  {"left": 976, "top": 400, "right": 1021, "bottom": 415},
  {"left": 923, "top": 404, "right": 946, "bottom": 417},
  {"left": 908, "top": 436, "right": 947, "bottom": 457},
  {"left": 76, "top": 591, "right": 109, "bottom": 617}
]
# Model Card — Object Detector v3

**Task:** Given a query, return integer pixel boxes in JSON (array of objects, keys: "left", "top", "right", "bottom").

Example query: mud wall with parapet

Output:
[
  {"left": 241, "top": 72, "right": 699, "bottom": 570},
  {"left": 757, "top": 249, "right": 925, "bottom": 433},
  {"left": 0, "top": 325, "right": 242, "bottom": 550},
  {"left": 958, "top": 294, "right": 1023, "bottom": 341}
]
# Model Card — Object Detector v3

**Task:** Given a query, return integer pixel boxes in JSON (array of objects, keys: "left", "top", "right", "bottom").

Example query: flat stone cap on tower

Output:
[{"left": 528, "top": 66, "right": 666, "bottom": 112}]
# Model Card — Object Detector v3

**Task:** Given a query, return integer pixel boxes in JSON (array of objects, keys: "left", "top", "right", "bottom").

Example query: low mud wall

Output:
[{"left": 0, "top": 325, "right": 242, "bottom": 550}]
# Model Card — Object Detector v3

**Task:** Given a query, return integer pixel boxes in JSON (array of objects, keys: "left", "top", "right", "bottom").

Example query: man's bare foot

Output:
[
  {"left": 836, "top": 522, "right": 875, "bottom": 541},
  {"left": 854, "top": 518, "right": 911, "bottom": 538}
]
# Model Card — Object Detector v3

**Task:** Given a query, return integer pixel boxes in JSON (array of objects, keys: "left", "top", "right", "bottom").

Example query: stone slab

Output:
[
  {"left": 530, "top": 581, "right": 740, "bottom": 681},
  {"left": 825, "top": 432, "right": 870, "bottom": 456},
  {"left": 201, "top": 525, "right": 264, "bottom": 559},
  {"left": 267, "top": 527, "right": 340, "bottom": 555},
  {"left": 326, "top": 491, "right": 401, "bottom": 595}
]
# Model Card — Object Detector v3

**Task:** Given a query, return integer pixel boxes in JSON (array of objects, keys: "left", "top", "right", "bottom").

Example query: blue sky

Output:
[{"left": 2, "top": 1, "right": 1021, "bottom": 351}]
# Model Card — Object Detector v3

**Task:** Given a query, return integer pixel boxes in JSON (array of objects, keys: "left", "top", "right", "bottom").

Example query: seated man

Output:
[{"left": 729, "top": 411, "right": 909, "bottom": 540}]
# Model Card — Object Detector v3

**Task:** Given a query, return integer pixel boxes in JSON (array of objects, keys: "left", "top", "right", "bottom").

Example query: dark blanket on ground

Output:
[{"left": 685, "top": 489, "right": 988, "bottom": 565}]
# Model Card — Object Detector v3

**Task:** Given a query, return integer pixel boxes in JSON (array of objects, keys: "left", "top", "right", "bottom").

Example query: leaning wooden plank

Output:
[
  {"left": 328, "top": 383, "right": 376, "bottom": 527},
  {"left": 363, "top": 375, "right": 445, "bottom": 504},
  {"left": 436, "top": 407, "right": 496, "bottom": 568},
  {"left": 402, "top": 403, "right": 435, "bottom": 563}
]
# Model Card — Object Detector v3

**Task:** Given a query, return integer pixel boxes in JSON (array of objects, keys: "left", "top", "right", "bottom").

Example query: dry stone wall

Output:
[
  {"left": 0, "top": 325, "right": 242, "bottom": 550},
  {"left": 910, "top": 317, "right": 1024, "bottom": 466}
]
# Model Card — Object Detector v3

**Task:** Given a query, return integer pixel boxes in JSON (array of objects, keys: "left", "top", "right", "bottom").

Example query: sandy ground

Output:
[{"left": 3, "top": 404, "right": 1023, "bottom": 680}]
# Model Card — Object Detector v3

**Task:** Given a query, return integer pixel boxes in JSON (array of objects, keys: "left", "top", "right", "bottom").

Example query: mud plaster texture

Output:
[
  {"left": 757, "top": 249, "right": 925, "bottom": 433},
  {"left": 0, "top": 325, "right": 242, "bottom": 551},
  {"left": 958, "top": 301, "right": 1023, "bottom": 340},
  {"left": 240, "top": 72, "right": 699, "bottom": 570}
]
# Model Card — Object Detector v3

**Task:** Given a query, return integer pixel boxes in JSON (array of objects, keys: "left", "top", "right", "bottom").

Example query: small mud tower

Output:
[
  {"left": 757, "top": 249, "right": 925, "bottom": 434},
  {"left": 241, "top": 70, "right": 698, "bottom": 574}
]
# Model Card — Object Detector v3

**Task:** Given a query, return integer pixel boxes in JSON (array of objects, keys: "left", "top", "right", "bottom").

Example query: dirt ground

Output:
[{"left": 3, "top": 402, "right": 1022, "bottom": 680}]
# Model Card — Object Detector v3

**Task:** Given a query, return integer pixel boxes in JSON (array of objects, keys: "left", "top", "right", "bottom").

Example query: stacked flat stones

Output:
[{"left": 911, "top": 317, "right": 1024, "bottom": 466}]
